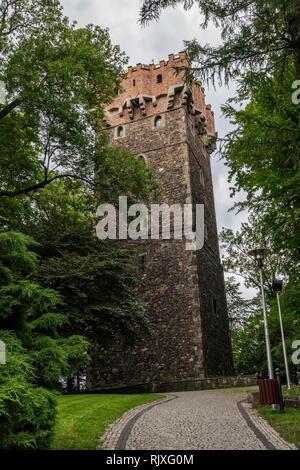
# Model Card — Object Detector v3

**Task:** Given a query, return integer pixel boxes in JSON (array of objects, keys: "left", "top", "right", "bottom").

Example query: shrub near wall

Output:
[{"left": 0, "top": 332, "right": 56, "bottom": 450}]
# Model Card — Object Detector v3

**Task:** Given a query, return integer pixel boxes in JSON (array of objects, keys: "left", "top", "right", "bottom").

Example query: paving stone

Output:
[{"left": 101, "top": 390, "right": 297, "bottom": 450}]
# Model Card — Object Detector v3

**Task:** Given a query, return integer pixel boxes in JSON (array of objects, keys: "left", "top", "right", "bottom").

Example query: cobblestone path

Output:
[{"left": 101, "top": 390, "right": 296, "bottom": 450}]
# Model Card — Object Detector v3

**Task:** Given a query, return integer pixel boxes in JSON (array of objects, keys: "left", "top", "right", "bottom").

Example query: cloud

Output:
[{"left": 61, "top": 1, "right": 222, "bottom": 64}]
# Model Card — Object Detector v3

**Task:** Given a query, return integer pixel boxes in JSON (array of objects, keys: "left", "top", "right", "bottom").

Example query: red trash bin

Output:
[{"left": 258, "top": 379, "right": 280, "bottom": 405}]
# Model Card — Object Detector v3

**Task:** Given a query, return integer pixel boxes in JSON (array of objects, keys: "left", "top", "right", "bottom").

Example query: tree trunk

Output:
[
  {"left": 294, "top": 49, "right": 300, "bottom": 82},
  {"left": 67, "top": 375, "right": 75, "bottom": 393},
  {"left": 290, "top": 0, "right": 300, "bottom": 81}
]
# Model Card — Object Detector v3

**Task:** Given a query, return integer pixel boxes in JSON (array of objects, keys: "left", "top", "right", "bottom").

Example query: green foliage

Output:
[
  {"left": 222, "top": 64, "right": 300, "bottom": 262},
  {"left": 284, "top": 385, "right": 300, "bottom": 397},
  {"left": 0, "top": 0, "right": 159, "bottom": 209},
  {"left": 268, "top": 281, "right": 300, "bottom": 374},
  {"left": 225, "top": 275, "right": 265, "bottom": 375},
  {"left": 0, "top": 1, "right": 64, "bottom": 45},
  {"left": 0, "top": 0, "right": 159, "bottom": 232},
  {"left": 231, "top": 314, "right": 266, "bottom": 376},
  {"left": 0, "top": 231, "right": 90, "bottom": 390},
  {"left": 0, "top": 230, "right": 93, "bottom": 448},
  {"left": 225, "top": 276, "right": 259, "bottom": 332},
  {"left": 140, "top": 0, "right": 300, "bottom": 83},
  {"left": 141, "top": 1, "right": 300, "bottom": 262},
  {"left": 0, "top": 15, "right": 126, "bottom": 196},
  {"left": 0, "top": 230, "right": 37, "bottom": 280},
  {"left": 95, "top": 146, "right": 160, "bottom": 206},
  {"left": 220, "top": 214, "right": 294, "bottom": 293},
  {"left": 0, "top": 331, "right": 57, "bottom": 450},
  {"left": 26, "top": 217, "right": 153, "bottom": 349},
  {"left": 222, "top": 221, "right": 300, "bottom": 378},
  {"left": 0, "top": 0, "right": 160, "bottom": 450},
  {"left": 228, "top": 288, "right": 300, "bottom": 378},
  {"left": 28, "top": 179, "right": 95, "bottom": 226}
]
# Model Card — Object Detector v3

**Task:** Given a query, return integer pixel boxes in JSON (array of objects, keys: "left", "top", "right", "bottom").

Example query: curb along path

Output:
[
  {"left": 100, "top": 395, "right": 175, "bottom": 450},
  {"left": 101, "top": 390, "right": 296, "bottom": 450}
]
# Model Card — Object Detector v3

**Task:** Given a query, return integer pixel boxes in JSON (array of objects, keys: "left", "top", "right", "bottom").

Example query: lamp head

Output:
[
  {"left": 272, "top": 279, "right": 283, "bottom": 292},
  {"left": 248, "top": 248, "right": 270, "bottom": 267}
]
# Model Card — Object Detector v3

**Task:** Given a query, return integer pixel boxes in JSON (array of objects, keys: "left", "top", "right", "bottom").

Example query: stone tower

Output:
[{"left": 88, "top": 52, "right": 234, "bottom": 391}]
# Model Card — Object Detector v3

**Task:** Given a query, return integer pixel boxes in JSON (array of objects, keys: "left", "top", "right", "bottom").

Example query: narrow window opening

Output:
[
  {"left": 213, "top": 298, "right": 217, "bottom": 314},
  {"left": 154, "top": 115, "right": 162, "bottom": 128},
  {"left": 117, "top": 126, "right": 123, "bottom": 137},
  {"left": 133, "top": 79, "right": 136, "bottom": 86},
  {"left": 139, "top": 253, "right": 147, "bottom": 271},
  {"left": 157, "top": 74, "right": 162, "bottom": 83}
]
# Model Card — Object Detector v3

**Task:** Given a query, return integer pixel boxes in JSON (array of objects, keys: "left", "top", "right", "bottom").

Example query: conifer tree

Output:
[{"left": 140, "top": 0, "right": 300, "bottom": 83}]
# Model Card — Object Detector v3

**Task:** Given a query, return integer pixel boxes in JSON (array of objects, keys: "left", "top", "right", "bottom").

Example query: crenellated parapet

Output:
[{"left": 103, "top": 51, "right": 216, "bottom": 149}]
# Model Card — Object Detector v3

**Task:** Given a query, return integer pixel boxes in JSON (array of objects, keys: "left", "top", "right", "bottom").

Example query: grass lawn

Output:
[
  {"left": 282, "top": 385, "right": 300, "bottom": 397},
  {"left": 50, "top": 393, "right": 164, "bottom": 450},
  {"left": 257, "top": 407, "right": 300, "bottom": 449},
  {"left": 207, "top": 385, "right": 259, "bottom": 393}
]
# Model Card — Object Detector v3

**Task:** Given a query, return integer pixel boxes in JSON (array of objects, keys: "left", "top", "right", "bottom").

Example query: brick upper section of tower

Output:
[{"left": 103, "top": 51, "right": 216, "bottom": 137}]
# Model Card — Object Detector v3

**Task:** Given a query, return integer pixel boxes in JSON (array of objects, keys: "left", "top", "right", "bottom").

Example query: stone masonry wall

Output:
[
  {"left": 185, "top": 112, "right": 234, "bottom": 376},
  {"left": 89, "top": 107, "right": 205, "bottom": 388},
  {"left": 87, "top": 52, "right": 234, "bottom": 390}
]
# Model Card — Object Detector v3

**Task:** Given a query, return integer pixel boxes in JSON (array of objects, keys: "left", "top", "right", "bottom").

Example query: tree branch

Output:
[
  {"left": 0, "top": 97, "right": 20, "bottom": 120},
  {"left": 0, "top": 174, "right": 94, "bottom": 198}
]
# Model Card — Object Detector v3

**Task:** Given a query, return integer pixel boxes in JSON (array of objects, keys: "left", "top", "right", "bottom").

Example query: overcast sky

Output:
[{"left": 60, "top": 0, "right": 255, "bottom": 297}]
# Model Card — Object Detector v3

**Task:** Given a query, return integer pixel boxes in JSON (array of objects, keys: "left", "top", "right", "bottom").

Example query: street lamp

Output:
[
  {"left": 248, "top": 248, "right": 274, "bottom": 379},
  {"left": 272, "top": 279, "right": 291, "bottom": 390}
]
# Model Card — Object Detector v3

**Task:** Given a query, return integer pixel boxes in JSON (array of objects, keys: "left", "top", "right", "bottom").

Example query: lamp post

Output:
[
  {"left": 272, "top": 279, "right": 291, "bottom": 390},
  {"left": 248, "top": 248, "right": 274, "bottom": 379}
]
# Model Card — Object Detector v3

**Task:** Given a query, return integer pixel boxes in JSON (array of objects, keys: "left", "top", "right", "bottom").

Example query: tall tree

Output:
[
  {"left": 225, "top": 276, "right": 300, "bottom": 377},
  {"left": 140, "top": 1, "right": 300, "bottom": 260},
  {"left": 25, "top": 216, "right": 153, "bottom": 350},
  {"left": 221, "top": 218, "right": 300, "bottom": 378},
  {"left": 0, "top": 0, "right": 159, "bottom": 204},
  {"left": 0, "top": 0, "right": 159, "bottom": 236},
  {"left": 221, "top": 64, "right": 300, "bottom": 262},
  {"left": 0, "top": 229, "right": 90, "bottom": 448},
  {"left": 220, "top": 214, "right": 292, "bottom": 297},
  {"left": 0, "top": 331, "right": 57, "bottom": 449},
  {"left": 0, "top": 1, "right": 65, "bottom": 118},
  {"left": 0, "top": 15, "right": 125, "bottom": 197},
  {"left": 225, "top": 276, "right": 258, "bottom": 332},
  {"left": 0, "top": 231, "right": 90, "bottom": 390}
]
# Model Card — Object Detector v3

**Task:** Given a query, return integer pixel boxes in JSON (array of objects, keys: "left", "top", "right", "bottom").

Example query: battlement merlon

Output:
[{"left": 103, "top": 51, "right": 216, "bottom": 137}]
